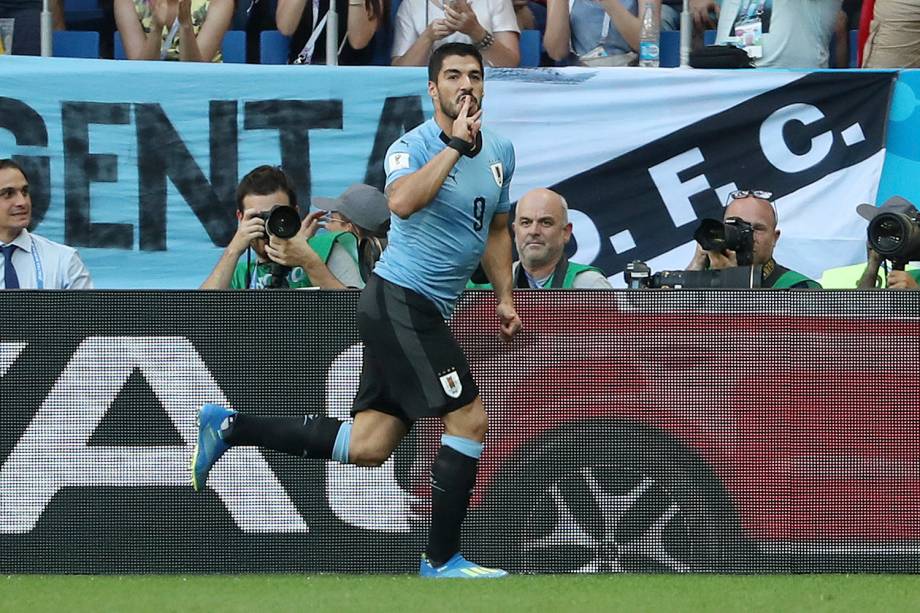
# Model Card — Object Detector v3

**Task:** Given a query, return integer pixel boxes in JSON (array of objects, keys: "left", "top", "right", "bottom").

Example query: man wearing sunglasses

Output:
[{"left": 687, "top": 189, "right": 821, "bottom": 289}]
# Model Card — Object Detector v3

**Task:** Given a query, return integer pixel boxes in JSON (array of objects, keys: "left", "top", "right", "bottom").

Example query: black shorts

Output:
[{"left": 351, "top": 274, "right": 479, "bottom": 423}]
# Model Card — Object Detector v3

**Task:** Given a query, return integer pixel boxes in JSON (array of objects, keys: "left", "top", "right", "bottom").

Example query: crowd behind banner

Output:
[{"left": 3, "top": 1, "right": 920, "bottom": 70}]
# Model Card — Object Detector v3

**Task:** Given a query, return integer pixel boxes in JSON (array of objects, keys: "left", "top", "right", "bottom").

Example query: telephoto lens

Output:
[
  {"left": 867, "top": 211, "right": 920, "bottom": 266},
  {"left": 692, "top": 217, "right": 755, "bottom": 266},
  {"left": 258, "top": 205, "right": 302, "bottom": 289},
  {"left": 265, "top": 205, "right": 301, "bottom": 239}
]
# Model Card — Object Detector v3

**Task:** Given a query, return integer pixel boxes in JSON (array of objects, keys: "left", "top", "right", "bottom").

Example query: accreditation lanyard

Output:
[
  {"left": 294, "top": 0, "right": 327, "bottom": 64},
  {"left": 247, "top": 252, "right": 263, "bottom": 289},
  {"left": 31, "top": 237, "right": 43, "bottom": 288},
  {"left": 160, "top": 19, "right": 181, "bottom": 60},
  {"left": 570, "top": 0, "right": 611, "bottom": 45},
  {"left": 733, "top": 0, "right": 767, "bottom": 27},
  {"left": 728, "top": 0, "right": 768, "bottom": 58}
]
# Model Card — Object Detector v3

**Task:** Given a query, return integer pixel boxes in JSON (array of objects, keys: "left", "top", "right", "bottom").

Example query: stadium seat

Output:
[
  {"left": 221, "top": 30, "right": 246, "bottom": 63},
  {"left": 520, "top": 29, "right": 542, "bottom": 68},
  {"left": 53, "top": 30, "right": 100, "bottom": 58},
  {"left": 659, "top": 30, "right": 679, "bottom": 67},
  {"left": 260, "top": 29, "right": 291, "bottom": 64},
  {"left": 704, "top": 29, "right": 716, "bottom": 46},
  {"left": 115, "top": 31, "right": 247, "bottom": 62},
  {"left": 829, "top": 28, "right": 858, "bottom": 68},
  {"left": 114, "top": 31, "right": 125, "bottom": 59}
]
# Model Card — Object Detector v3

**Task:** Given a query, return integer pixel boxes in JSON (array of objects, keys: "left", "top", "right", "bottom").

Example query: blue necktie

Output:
[{"left": 2, "top": 244, "right": 19, "bottom": 289}]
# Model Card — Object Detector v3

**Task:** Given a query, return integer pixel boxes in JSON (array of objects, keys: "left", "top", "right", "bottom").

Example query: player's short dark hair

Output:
[
  {"left": 0, "top": 159, "right": 28, "bottom": 181},
  {"left": 235, "top": 165, "right": 298, "bottom": 212},
  {"left": 428, "top": 43, "right": 484, "bottom": 82}
]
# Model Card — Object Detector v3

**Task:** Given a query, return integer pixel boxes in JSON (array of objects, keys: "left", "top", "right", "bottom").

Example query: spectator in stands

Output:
[
  {"left": 512, "top": 0, "right": 538, "bottom": 30},
  {"left": 200, "top": 166, "right": 364, "bottom": 290},
  {"left": 688, "top": 0, "right": 718, "bottom": 32},
  {"left": 687, "top": 189, "right": 821, "bottom": 289},
  {"left": 0, "top": 0, "right": 64, "bottom": 55},
  {"left": 114, "top": 0, "right": 233, "bottom": 61},
  {"left": 832, "top": 6, "right": 851, "bottom": 67},
  {"left": 544, "top": 0, "right": 677, "bottom": 66},
  {"left": 862, "top": 0, "right": 920, "bottom": 67},
  {"left": 820, "top": 197, "right": 920, "bottom": 289},
  {"left": 844, "top": 0, "right": 863, "bottom": 27},
  {"left": 312, "top": 183, "right": 391, "bottom": 281},
  {"left": 276, "top": 0, "right": 383, "bottom": 64},
  {"left": 470, "top": 188, "right": 611, "bottom": 288},
  {"left": 714, "top": 0, "right": 842, "bottom": 68},
  {"left": 0, "top": 159, "right": 93, "bottom": 289},
  {"left": 391, "top": 0, "right": 520, "bottom": 66}
]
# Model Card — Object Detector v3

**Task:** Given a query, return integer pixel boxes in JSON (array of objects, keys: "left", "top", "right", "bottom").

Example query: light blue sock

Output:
[
  {"left": 332, "top": 422, "right": 352, "bottom": 464},
  {"left": 441, "top": 434, "right": 483, "bottom": 459}
]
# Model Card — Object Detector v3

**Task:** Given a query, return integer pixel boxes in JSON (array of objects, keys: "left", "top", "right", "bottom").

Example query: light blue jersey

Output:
[{"left": 375, "top": 118, "right": 515, "bottom": 318}]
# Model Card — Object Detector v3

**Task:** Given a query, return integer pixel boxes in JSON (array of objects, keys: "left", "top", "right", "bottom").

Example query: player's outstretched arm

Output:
[
  {"left": 480, "top": 212, "right": 521, "bottom": 341},
  {"left": 387, "top": 98, "right": 482, "bottom": 219}
]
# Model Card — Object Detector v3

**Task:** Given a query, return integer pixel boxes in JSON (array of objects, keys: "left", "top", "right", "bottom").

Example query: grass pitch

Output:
[{"left": 3, "top": 574, "right": 920, "bottom": 613}]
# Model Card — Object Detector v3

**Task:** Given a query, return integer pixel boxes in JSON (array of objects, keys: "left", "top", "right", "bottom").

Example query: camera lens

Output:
[
  {"left": 867, "top": 212, "right": 916, "bottom": 257},
  {"left": 693, "top": 218, "right": 727, "bottom": 252},
  {"left": 265, "top": 206, "right": 301, "bottom": 239}
]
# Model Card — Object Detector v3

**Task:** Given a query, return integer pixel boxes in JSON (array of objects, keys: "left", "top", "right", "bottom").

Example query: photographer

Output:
[
  {"left": 686, "top": 189, "right": 821, "bottom": 289},
  {"left": 312, "top": 184, "right": 390, "bottom": 283},
  {"left": 821, "top": 197, "right": 920, "bottom": 289},
  {"left": 468, "top": 188, "right": 611, "bottom": 289},
  {"left": 200, "top": 166, "right": 363, "bottom": 290}
]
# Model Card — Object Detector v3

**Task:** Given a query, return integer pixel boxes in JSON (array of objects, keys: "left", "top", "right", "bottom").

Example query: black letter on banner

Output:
[
  {"left": 0, "top": 98, "right": 51, "bottom": 228},
  {"left": 135, "top": 101, "right": 238, "bottom": 250},
  {"left": 364, "top": 96, "right": 424, "bottom": 191},
  {"left": 244, "top": 100, "right": 343, "bottom": 208},
  {"left": 62, "top": 102, "right": 133, "bottom": 249}
]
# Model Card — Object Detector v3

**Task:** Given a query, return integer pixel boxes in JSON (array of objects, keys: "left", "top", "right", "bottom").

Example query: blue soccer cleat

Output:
[
  {"left": 419, "top": 553, "right": 508, "bottom": 578},
  {"left": 191, "top": 403, "right": 236, "bottom": 492}
]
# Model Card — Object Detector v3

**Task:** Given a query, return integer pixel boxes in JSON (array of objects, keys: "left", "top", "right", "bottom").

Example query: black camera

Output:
[
  {"left": 867, "top": 210, "right": 920, "bottom": 269},
  {"left": 257, "top": 205, "right": 301, "bottom": 240},
  {"left": 624, "top": 260, "right": 762, "bottom": 289},
  {"left": 256, "top": 205, "right": 301, "bottom": 288},
  {"left": 693, "top": 217, "right": 755, "bottom": 266},
  {"left": 624, "top": 260, "right": 652, "bottom": 289}
]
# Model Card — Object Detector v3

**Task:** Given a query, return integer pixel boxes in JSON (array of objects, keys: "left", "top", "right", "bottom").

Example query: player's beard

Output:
[{"left": 439, "top": 91, "right": 480, "bottom": 120}]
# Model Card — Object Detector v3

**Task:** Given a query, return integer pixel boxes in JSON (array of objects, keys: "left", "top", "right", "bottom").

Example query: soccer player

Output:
[{"left": 191, "top": 42, "right": 521, "bottom": 578}]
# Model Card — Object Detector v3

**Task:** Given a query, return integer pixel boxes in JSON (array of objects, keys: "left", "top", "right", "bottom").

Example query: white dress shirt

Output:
[{"left": 0, "top": 229, "right": 94, "bottom": 289}]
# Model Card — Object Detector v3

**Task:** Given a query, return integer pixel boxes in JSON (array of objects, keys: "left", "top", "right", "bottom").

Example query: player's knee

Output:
[
  {"left": 349, "top": 442, "right": 392, "bottom": 467},
  {"left": 450, "top": 402, "right": 488, "bottom": 442},
  {"left": 469, "top": 410, "right": 488, "bottom": 442}
]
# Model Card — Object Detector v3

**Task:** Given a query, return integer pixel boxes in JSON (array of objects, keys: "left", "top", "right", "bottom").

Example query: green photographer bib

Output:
[{"left": 230, "top": 231, "right": 358, "bottom": 289}]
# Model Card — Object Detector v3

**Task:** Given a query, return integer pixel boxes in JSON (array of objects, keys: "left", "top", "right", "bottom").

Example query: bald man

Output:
[
  {"left": 470, "top": 188, "right": 611, "bottom": 289},
  {"left": 688, "top": 189, "right": 820, "bottom": 289}
]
